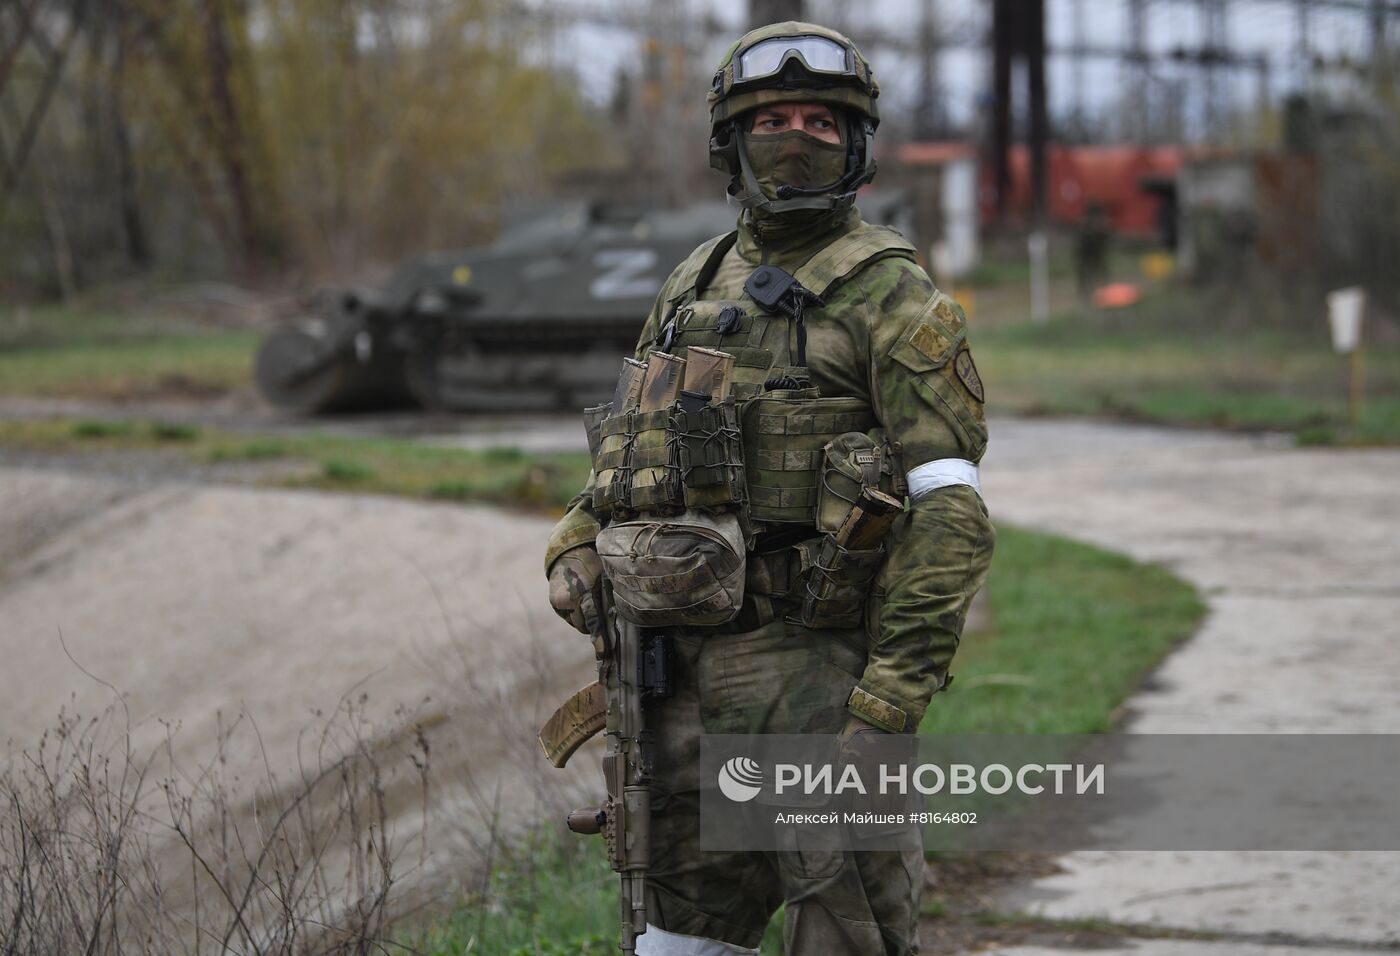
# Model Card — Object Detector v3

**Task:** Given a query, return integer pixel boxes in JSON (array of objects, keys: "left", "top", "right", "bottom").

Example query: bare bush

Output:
[{"left": 0, "top": 695, "right": 430, "bottom": 955}]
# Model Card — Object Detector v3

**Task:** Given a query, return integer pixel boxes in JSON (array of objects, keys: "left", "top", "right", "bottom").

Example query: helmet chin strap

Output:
[{"left": 727, "top": 116, "right": 877, "bottom": 216}]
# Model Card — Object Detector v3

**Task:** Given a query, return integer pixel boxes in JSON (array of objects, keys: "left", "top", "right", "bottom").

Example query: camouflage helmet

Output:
[
  {"left": 707, "top": 21, "right": 880, "bottom": 134},
  {"left": 707, "top": 22, "right": 881, "bottom": 215}
]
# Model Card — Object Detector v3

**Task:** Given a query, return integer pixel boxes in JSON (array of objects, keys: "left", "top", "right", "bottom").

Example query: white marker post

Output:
[
  {"left": 1028, "top": 230, "right": 1050, "bottom": 325},
  {"left": 1327, "top": 287, "right": 1366, "bottom": 430}
]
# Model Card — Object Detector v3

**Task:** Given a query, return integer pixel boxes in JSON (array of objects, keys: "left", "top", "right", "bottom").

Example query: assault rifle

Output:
[{"left": 539, "top": 586, "right": 673, "bottom": 954}]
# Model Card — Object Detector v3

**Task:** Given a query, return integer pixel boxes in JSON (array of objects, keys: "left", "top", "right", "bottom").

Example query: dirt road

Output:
[{"left": 0, "top": 457, "right": 601, "bottom": 903}]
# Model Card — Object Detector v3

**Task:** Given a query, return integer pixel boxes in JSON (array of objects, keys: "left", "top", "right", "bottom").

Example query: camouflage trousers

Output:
[{"left": 633, "top": 615, "right": 924, "bottom": 955}]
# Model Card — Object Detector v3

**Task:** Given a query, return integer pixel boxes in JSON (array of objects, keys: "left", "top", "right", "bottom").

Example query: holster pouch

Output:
[
  {"left": 795, "top": 535, "right": 886, "bottom": 629},
  {"left": 794, "top": 430, "right": 908, "bottom": 628},
  {"left": 595, "top": 508, "right": 747, "bottom": 626}
]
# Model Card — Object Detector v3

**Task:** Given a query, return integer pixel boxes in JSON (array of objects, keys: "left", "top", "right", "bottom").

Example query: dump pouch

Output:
[{"left": 596, "top": 508, "right": 747, "bottom": 626}]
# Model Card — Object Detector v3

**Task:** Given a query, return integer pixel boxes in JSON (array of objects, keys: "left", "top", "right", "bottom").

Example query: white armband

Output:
[{"left": 906, "top": 457, "right": 982, "bottom": 500}]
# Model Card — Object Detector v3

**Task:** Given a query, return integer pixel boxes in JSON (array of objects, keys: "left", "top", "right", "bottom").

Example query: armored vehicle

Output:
[{"left": 255, "top": 196, "right": 911, "bottom": 413}]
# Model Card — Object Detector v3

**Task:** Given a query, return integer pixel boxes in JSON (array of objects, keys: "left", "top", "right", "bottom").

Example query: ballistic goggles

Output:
[{"left": 733, "top": 35, "right": 856, "bottom": 86}]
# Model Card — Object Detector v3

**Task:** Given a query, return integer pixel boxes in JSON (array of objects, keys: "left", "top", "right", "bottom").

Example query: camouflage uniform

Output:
[{"left": 545, "top": 22, "right": 994, "bottom": 956}]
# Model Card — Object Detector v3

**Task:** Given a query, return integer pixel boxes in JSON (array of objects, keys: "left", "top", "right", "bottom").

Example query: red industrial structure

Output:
[
  {"left": 993, "top": 145, "right": 1184, "bottom": 238},
  {"left": 899, "top": 142, "right": 1187, "bottom": 242}
]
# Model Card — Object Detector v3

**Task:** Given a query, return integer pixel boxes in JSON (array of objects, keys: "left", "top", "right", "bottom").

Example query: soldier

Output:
[
  {"left": 1075, "top": 199, "right": 1113, "bottom": 299},
  {"left": 545, "top": 21, "right": 994, "bottom": 956}
]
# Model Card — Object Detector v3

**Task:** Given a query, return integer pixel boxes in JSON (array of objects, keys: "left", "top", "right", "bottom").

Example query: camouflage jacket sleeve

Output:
[
  {"left": 847, "top": 257, "right": 996, "bottom": 733},
  {"left": 542, "top": 265, "right": 678, "bottom": 575}
]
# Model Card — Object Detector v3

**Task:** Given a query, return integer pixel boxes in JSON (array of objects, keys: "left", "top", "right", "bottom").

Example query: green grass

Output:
[
  {"left": 73, "top": 419, "right": 198, "bottom": 442},
  {"left": 6, "top": 292, "right": 1398, "bottom": 442},
  {"left": 407, "top": 527, "right": 1205, "bottom": 955},
  {"left": 208, "top": 438, "right": 288, "bottom": 461},
  {"left": 922, "top": 526, "right": 1205, "bottom": 735},
  {"left": 967, "top": 909, "right": 1221, "bottom": 940},
  {"left": 975, "top": 287, "right": 1400, "bottom": 444},
  {"left": 0, "top": 418, "right": 592, "bottom": 510},
  {"left": 150, "top": 421, "right": 201, "bottom": 442},
  {"left": 0, "top": 333, "right": 258, "bottom": 399},
  {"left": 0, "top": 299, "right": 256, "bottom": 398},
  {"left": 321, "top": 457, "right": 375, "bottom": 482},
  {"left": 411, "top": 832, "right": 618, "bottom": 956},
  {"left": 965, "top": 249, "right": 1075, "bottom": 289},
  {"left": 72, "top": 419, "right": 139, "bottom": 439},
  {"left": 0, "top": 303, "right": 167, "bottom": 348}
]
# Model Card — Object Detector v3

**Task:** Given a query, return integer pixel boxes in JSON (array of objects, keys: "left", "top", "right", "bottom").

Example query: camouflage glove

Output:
[
  {"left": 839, "top": 715, "right": 885, "bottom": 745},
  {"left": 547, "top": 545, "right": 605, "bottom": 641},
  {"left": 836, "top": 716, "right": 887, "bottom": 799},
  {"left": 838, "top": 715, "right": 917, "bottom": 837}
]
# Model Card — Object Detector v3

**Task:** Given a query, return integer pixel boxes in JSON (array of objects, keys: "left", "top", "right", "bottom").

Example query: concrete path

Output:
[{"left": 979, "top": 418, "right": 1400, "bottom": 952}]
